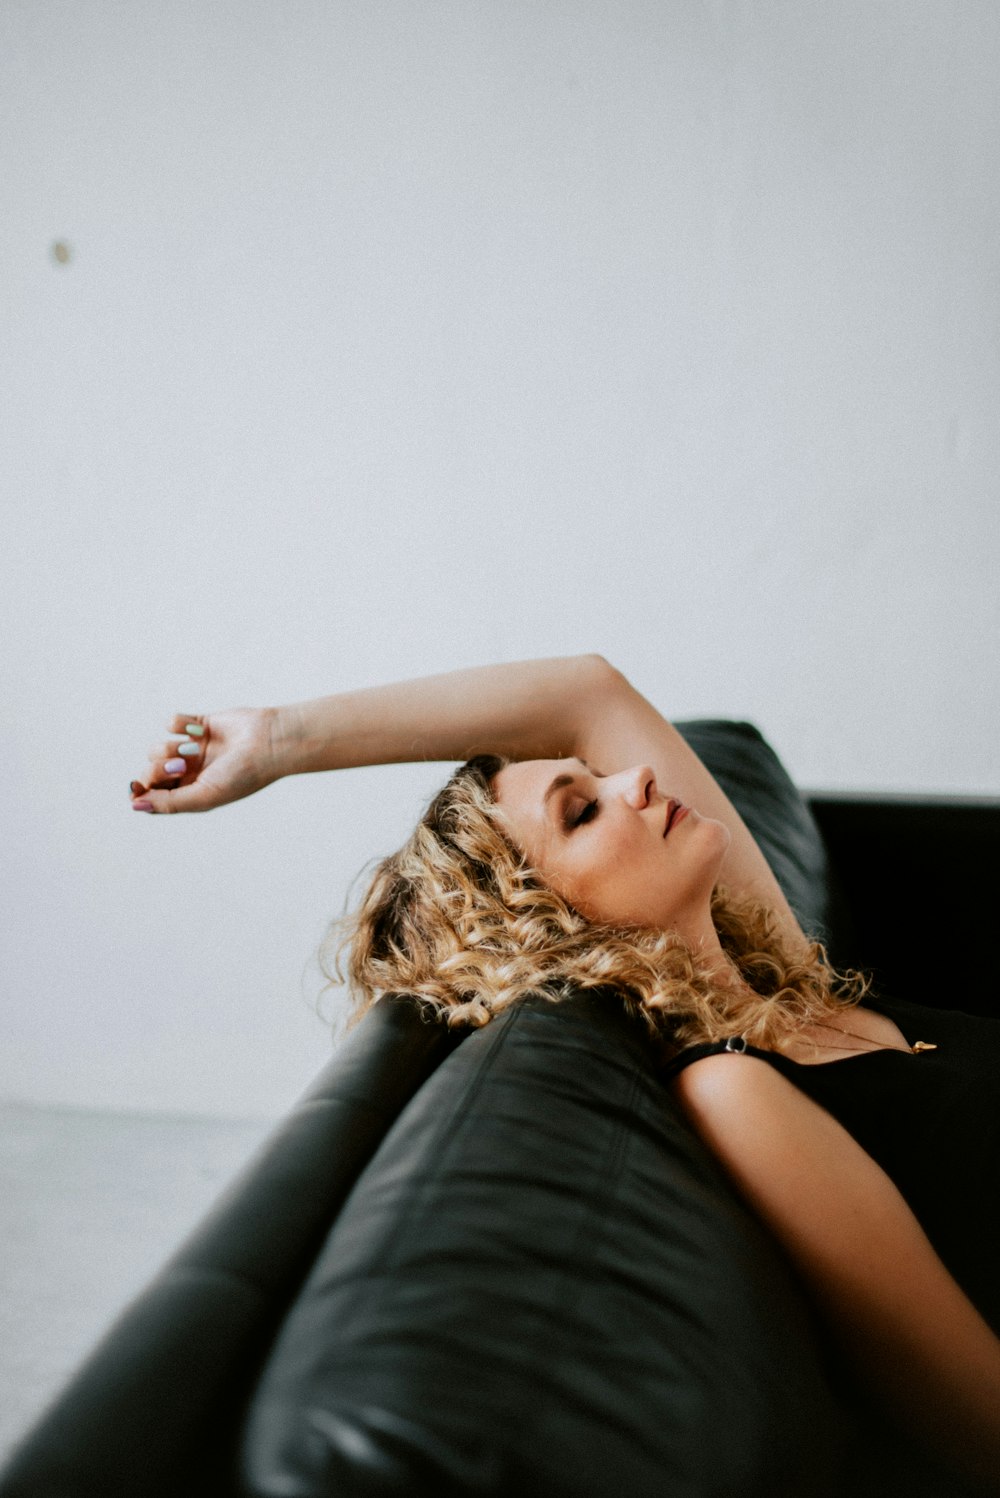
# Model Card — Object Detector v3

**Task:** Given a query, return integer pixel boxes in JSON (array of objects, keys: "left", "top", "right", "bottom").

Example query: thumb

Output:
[{"left": 130, "top": 779, "right": 220, "bottom": 815}]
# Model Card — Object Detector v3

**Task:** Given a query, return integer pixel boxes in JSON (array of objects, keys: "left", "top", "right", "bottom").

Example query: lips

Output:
[{"left": 663, "top": 800, "right": 690, "bottom": 836}]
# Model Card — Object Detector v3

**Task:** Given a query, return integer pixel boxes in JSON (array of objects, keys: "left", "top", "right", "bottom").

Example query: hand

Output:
[{"left": 129, "top": 706, "right": 283, "bottom": 814}]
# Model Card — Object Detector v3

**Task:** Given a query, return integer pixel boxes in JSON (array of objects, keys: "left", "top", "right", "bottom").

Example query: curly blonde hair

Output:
[{"left": 320, "top": 755, "right": 870, "bottom": 1056}]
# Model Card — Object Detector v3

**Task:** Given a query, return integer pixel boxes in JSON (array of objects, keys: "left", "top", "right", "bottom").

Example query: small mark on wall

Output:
[
  {"left": 945, "top": 413, "right": 972, "bottom": 464},
  {"left": 51, "top": 241, "right": 72, "bottom": 265}
]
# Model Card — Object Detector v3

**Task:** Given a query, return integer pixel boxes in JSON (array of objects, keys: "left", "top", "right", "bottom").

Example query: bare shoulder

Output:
[
  {"left": 671, "top": 1050, "right": 790, "bottom": 1114},
  {"left": 670, "top": 1051, "right": 849, "bottom": 1183}
]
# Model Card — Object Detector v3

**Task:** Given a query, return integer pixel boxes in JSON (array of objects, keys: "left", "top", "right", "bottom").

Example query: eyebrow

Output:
[
  {"left": 543, "top": 773, "right": 577, "bottom": 806},
  {"left": 541, "top": 760, "right": 604, "bottom": 809}
]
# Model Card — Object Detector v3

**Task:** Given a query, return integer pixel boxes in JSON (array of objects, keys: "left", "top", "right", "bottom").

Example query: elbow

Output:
[
  {"left": 584, "top": 654, "right": 634, "bottom": 710},
  {"left": 569, "top": 654, "right": 632, "bottom": 730},
  {"left": 576, "top": 653, "right": 627, "bottom": 693}
]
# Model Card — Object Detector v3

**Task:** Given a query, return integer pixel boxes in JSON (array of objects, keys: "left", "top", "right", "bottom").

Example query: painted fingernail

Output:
[
  {"left": 184, "top": 723, "right": 205, "bottom": 737},
  {"left": 164, "top": 757, "right": 186, "bottom": 774},
  {"left": 132, "top": 799, "right": 154, "bottom": 812},
  {"left": 130, "top": 780, "right": 145, "bottom": 796},
  {"left": 177, "top": 741, "right": 199, "bottom": 757}
]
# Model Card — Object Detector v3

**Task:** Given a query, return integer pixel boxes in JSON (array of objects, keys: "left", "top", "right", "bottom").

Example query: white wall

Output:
[{"left": 2, "top": 1, "right": 997, "bottom": 1119}]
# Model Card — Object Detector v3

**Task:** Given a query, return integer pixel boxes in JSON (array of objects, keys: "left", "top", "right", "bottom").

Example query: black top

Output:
[{"left": 663, "top": 993, "right": 1000, "bottom": 1333}]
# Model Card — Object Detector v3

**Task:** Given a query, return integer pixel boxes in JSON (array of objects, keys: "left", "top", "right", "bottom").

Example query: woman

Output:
[{"left": 131, "top": 652, "right": 1000, "bottom": 1494}]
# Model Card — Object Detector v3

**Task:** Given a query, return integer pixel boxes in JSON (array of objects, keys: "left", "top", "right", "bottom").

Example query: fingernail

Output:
[
  {"left": 132, "top": 799, "right": 154, "bottom": 812},
  {"left": 184, "top": 723, "right": 205, "bottom": 737},
  {"left": 177, "top": 741, "right": 199, "bottom": 757},
  {"left": 130, "top": 780, "right": 145, "bottom": 796},
  {"left": 164, "top": 757, "right": 186, "bottom": 774}
]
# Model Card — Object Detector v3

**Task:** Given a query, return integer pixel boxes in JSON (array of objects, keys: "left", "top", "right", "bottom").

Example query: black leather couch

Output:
[{"left": 3, "top": 722, "right": 997, "bottom": 1498}]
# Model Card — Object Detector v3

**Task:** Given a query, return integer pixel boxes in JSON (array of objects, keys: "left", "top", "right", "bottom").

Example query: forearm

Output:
[
  {"left": 270, "top": 653, "right": 614, "bottom": 777},
  {"left": 833, "top": 1272, "right": 1000, "bottom": 1494}
]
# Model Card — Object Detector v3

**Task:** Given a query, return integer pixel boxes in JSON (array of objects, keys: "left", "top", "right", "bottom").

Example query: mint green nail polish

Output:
[
  {"left": 184, "top": 723, "right": 205, "bottom": 737},
  {"left": 177, "top": 741, "right": 199, "bottom": 757}
]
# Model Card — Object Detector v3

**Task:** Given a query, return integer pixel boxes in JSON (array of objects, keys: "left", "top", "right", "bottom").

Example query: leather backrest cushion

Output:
[
  {"left": 675, "top": 718, "right": 853, "bottom": 953},
  {"left": 240, "top": 993, "right": 842, "bottom": 1498}
]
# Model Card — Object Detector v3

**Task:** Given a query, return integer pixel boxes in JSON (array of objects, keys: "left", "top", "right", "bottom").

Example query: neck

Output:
[{"left": 688, "top": 919, "right": 746, "bottom": 995}]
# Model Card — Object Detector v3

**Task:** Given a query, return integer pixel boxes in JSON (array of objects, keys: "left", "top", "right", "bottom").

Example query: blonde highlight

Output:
[{"left": 319, "top": 756, "right": 870, "bottom": 1056}]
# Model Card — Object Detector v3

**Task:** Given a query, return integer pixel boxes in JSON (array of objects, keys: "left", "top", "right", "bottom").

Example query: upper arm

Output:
[
  {"left": 671, "top": 1055, "right": 1000, "bottom": 1481},
  {"left": 572, "top": 660, "right": 804, "bottom": 940},
  {"left": 673, "top": 1054, "right": 940, "bottom": 1307}
]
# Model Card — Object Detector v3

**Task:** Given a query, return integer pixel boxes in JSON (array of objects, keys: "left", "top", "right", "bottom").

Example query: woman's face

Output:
[{"left": 491, "top": 758, "right": 731, "bottom": 935}]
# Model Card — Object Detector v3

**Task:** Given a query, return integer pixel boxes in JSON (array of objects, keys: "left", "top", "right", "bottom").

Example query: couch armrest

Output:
[
  {"left": 806, "top": 793, "right": 1000, "bottom": 1017},
  {"left": 0, "top": 997, "right": 460, "bottom": 1498}
]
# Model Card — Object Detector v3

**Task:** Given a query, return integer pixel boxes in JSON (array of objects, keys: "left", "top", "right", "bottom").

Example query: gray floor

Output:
[{"left": 0, "top": 1099, "right": 273, "bottom": 1462}]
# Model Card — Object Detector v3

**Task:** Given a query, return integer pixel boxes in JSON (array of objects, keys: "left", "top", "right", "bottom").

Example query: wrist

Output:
[{"left": 267, "top": 702, "right": 314, "bottom": 779}]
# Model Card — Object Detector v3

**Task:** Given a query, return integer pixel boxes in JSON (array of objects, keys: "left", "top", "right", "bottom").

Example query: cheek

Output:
[
  {"left": 539, "top": 856, "right": 592, "bottom": 911},
  {"left": 494, "top": 805, "right": 545, "bottom": 871},
  {"left": 549, "top": 827, "right": 642, "bottom": 912}
]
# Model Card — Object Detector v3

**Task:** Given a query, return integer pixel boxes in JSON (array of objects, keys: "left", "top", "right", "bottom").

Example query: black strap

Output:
[{"left": 661, "top": 1035, "right": 753, "bottom": 1081}]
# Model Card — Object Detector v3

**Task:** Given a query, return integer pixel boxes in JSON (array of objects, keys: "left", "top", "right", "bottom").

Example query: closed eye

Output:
[{"left": 567, "top": 798, "right": 599, "bottom": 830}]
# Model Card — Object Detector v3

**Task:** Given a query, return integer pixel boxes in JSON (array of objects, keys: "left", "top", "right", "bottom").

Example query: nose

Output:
[{"left": 612, "top": 764, "right": 658, "bottom": 809}]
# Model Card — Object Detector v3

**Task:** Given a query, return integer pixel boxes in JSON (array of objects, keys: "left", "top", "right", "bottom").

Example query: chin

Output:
[
  {"left": 695, "top": 815, "right": 732, "bottom": 884},
  {"left": 683, "top": 807, "right": 729, "bottom": 839},
  {"left": 700, "top": 813, "right": 732, "bottom": 854}
]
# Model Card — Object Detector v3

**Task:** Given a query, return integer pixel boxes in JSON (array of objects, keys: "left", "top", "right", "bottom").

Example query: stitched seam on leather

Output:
[
  {"left": 500, "top": 1061, "right": 643, "bottom": 1468},
  {"left": 359, "top": 1001, "right": 520, "bottom": 1277}
]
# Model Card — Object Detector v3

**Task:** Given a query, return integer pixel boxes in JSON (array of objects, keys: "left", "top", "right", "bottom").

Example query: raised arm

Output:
[
  {"left": 274, "top": 653, "right": 611, "bottom": 772},
  {"left": 673, "top": 1055, "right": 1000, "bottom": 1495},
  {"left": 130, "top": 653, "right": 801, "bottom": 936},
  {"left": 130, "top": 654, "right": 606, "bottom": 813}
]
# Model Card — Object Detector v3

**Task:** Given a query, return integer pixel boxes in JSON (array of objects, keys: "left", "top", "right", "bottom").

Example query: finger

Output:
[
  {"left": 133, "top": 715, "right": 212, "bottom": 810},
  {"left": 131, "top": 778, "right": 219, "bottom": 815},
  {"left": 148, "top": 725, "right": 205, "bottom": 775},
  {"left": 143, "top": 752, "right": 204, "bottom": 793},
  {"left": 170, "top": 716, "right": 207, "bottom": 761},
  {"left": 168, "top": 714, "right": 208, "bottom": 740},
  {"left": 149, "top": 738, "right": 204, "bottom": 767},
  {"left": 142, "top": 755, "right": 184, "bottom": 788}
]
